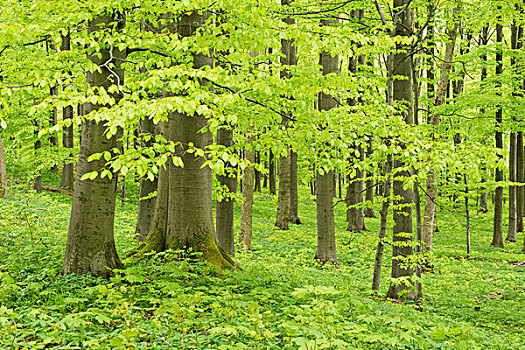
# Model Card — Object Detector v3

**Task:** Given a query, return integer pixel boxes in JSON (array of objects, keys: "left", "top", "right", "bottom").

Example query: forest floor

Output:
[{"left": 1, "top": 177, "right": 525, "bottom": 349}]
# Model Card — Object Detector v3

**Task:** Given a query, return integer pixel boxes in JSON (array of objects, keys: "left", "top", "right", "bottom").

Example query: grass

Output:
[{"left": 1, "top": 177, "right": 525, "bottom": 349}]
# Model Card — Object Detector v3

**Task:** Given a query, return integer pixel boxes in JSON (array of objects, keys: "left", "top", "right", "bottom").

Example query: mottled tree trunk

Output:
[
  {"left": 289, "top": 150, "right": 301, "bottom": 224},
  {"left": 492, "top": 19, "right": 504, "bottom": 248},
  {"left": 216, "top": 127, "right": 237, "bottom": 256},
  {"left": 61, "top": 13, "right": 125, "bottom": 277},
  {"left": 135, "top": 117, "right": 159, "bottom": 241},
  {"left": 239, "top": 134, "right": 255, "bottom": 250}
]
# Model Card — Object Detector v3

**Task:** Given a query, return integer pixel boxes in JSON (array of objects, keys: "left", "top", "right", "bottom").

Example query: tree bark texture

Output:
[
  {"left": 387, "top": 0, "right": 417, "bottom": 301},
  {"left": 372, "top": 154, "right": 392, "bottom": 291},
  {"left": 60, "top": 33, "right": 75, "bottom": 190},
  {"left": 492, "top": 20, "right": 504, "bottom": 248},
  {"left": 315, "top": 22, "right": 338, "bottom": 265},
  {"left": 62, "top": 11, "right": 125, "bottom": 277},
  {"left": 269, "top": 150, "right": 276, "bottom": 195},
  {"left": 275, "top": 154, "right": 291, "bottom": 230},
  {"left": 346, "top": 147, "right": 366, "bottom": 232},
  {"left": 364, "top": 138, "right": 375, "bottom": 218},
  {"left": 507, "top": 131, "right": 517, "bottom": 242},
  {"left": 518, "top": 132, "right": 524, "bottom": 232},
  {"left": 135, "top": 117, "right": 159, "bottom": 241},
  {"left": 33, "top": 119, "right": 42, "bottom": 193},
  {"left": 421, "top": 4, "right": 459, "bottom": 253},
  {"left": 289, "top": 150, "right": 301, "bottom": 224},
  {"left": 216, "top": 127, "right": 237, "bottom": 256},
  {"left": 239, "top": 134, "right": 255, "bottom": 250}
]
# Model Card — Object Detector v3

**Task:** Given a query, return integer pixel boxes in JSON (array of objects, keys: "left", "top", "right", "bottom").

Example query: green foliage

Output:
[{"left": 1, "top": 184, "right": 524, "bottom": 348}]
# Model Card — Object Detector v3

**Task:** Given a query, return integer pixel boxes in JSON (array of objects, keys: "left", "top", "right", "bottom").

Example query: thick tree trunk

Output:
[
  {"left": 135, "top": 117, "right": 159, "bottom": 241},
  {"left": 315, "top": 18, "right": 338, "bottom": 265},
  {"left": 0, "top": 132, "right": 7, "bottom": 199},
  {"left": 275, "top": 154, "right": 290, "bottom": 229},
  {"left": 62, "top": 13, "right": 126, "bottom": 277},
  {"left": 315, "top": 170, "right": 337, "bottom": 264},
  {"left": 492, "top": 20, "right": 504, "bottom": 248},
  {"left": 239, "top": 134, "right": 255, "bottom": 250},
  {"left": 216, "top": 127, "right": 237, "bottom": 256},
  {"left": 289, "top": 150, "right": 301, "bottom": 224}
]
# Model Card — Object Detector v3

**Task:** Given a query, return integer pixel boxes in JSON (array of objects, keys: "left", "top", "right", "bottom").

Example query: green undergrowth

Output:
[{"left": 1, "top": 181, "right": 525, "bottom": 349}]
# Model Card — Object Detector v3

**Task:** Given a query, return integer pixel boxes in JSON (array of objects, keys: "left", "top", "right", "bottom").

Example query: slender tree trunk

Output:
[
  {"left": 33, "top": 119, "right": 42, "bottom": 193},
  {"left": 492, "top": 18, "right": 504, "bottom": 248},
  {"left": 0, "top": 132, "right": 7, "bottom": 199},
  {"left": 465, "top": 174, "right": 471, "bottom": 256},
  {"left": 135, "top": 117, "right": 159, "bottom": 241},
  {"left": 216, "top": 127, "right": 237, "bottom": 256},
  {"left": 289, "top": 150, "right": 301, "bottom": 224},
  {"left": 518, "top": 132, "right": 524, "bottom": 232},
  {"left": 364, "top": 137, "right": 375, "bottom": 218},
  {"left": 60, "top": 33, "right": 75, "bottom": 190},
  {"left": 254, "top": 151, "right": 261, "bottom": 192},
  {"left": 421, "top": 4, "right": 459, "bottom": 252},
  {"left": 239, "top": 133, "right": 255, "bottom": 250},
  {"left": 275, "top": 154, "right": 291, "bottom": 229},
  {"left": 372, "top": 154, "right": 392, "bottom": 291},
  {"left": 507, "top": 131, "right": 517, "bottom": 242},
  {"left": 386, "top": 0, "right": 418, "bottom": 300},
  {"left": 269, "top": 150, "right": 276, "bottom": 195},
  {"left": 62, "top": 12, "right": 125, "bottom": 277}
]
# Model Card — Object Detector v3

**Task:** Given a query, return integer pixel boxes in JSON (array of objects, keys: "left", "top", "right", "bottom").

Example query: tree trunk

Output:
[
  {"left": 372, "top": 154, "right": 392, "bottom": 291},
  {"left": 421, "top": 3, "right": 459, "bottom": 252},
  {"left": 61, "top": 13, "right": 126, "bottom": 277},
  {"left": 239, "top": 134, "right": 255, "bottom": 250},
  {"left": 269, "top": 150, "right": 276, "bottom": 195},
  {"left": 254, "top": 151, "right": 261, "bottom": 192},
  {"left": 516, "top": 131, "right": 525, "bottom": 232},
  {"left": 315, "top": 16, "right": 338, "bottom": 265},
  {"left": 275, "top": 154, "right": 290, "bottom": 230},
  {"left": 60, "top": 33, "right": 75, "bottom": 190},
  {"left": 135, "top": 117, "right": 159, "bottom": 241},
  {"left": 386, "top": 0, "right": 418, "bottom": 301},
  {"left": 364, "top": 138, "right": 375, "bottom": 218},
  {"left": 289, "top": 150, "right": 301, "bottom": 224},
  {"left": 492, "top": 19, "right": 504, "bottom": 248},
  {"left": 275, "top": 0, "right": 296, "bottom": 230},
  {"left": 507, "top": 131, "right": 517, "bottom": 242},
  {"left": 216, "top": 127, "right": 237, "bottom": 256},
  {"left": 0, "top": 132, "right": 7, "bottom": 199},
  {"left": 33, "top": 119, "right": 42, "bottom": 193}
]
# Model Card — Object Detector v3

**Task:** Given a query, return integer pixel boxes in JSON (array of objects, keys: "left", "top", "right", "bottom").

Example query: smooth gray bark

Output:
[{"left": 62, "top": 11, "right": 125, "bottom": 277}]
